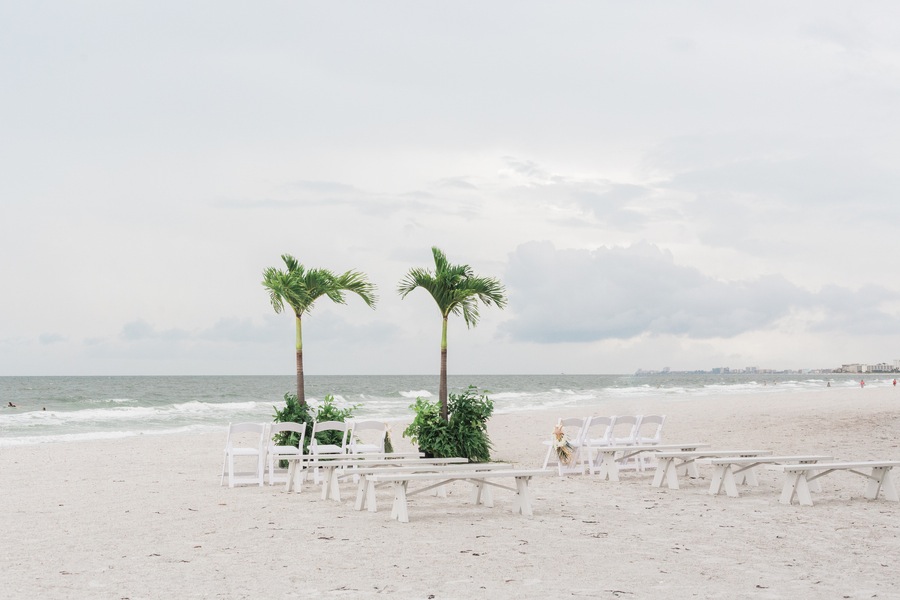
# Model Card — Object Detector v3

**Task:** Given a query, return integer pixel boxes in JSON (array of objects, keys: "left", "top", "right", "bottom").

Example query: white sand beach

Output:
[{"left": 2, "top": 386, "right": 899, "bottom": 599}]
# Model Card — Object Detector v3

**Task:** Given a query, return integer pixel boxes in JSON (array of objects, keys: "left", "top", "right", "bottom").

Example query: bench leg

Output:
[
  {"left": 391, "top": 481, "right": 410, "bottom": 523},
  {"left": 367, "top": 479, "right": 379, "bottom": 512},
  {"left": 321, "top": 467, "right": 340, "bottom": 501},
  {"left": 472, "top": 479, "right": 494, "bottom": 507},
  {"left": 803, "top": 466, "right": 822, "bottom": 493},
  {"left": 735, "top": 466, "right": 759, "bottom": 487},
  {"left": 722, "top": 466, "right": 740, "bottom": 497},
  {"left": 596, "top": 452, "right": 619, "bottom": 482},
  {"left": 780, "top": 471, "right": 814, "bottom": 506},
  {"left": 865, "top": 467, "right": 899, "bottom": 501},
  {"left": 708, "top": 464, "right": 726, "bottom": 496},
  {"left": 285, "top": 461, "right": 296, "bottom": 492},
  {"left": 514, "top": 476, "right": 534, "bottom": 516},
  {"left": 683, "top": 459, "right": 701, "bottom": 479},
  {"left": 708, "top": 465, "right": 740, "bottom": 497},
  {"left": 882, "top": 469, "right": 899, "bottom": 501},
  {"left": 651, "top": 457, "right": 669, "bottom": 488},
  {"left": 354, "top": 477, "right": 367, "bottom": 511}
]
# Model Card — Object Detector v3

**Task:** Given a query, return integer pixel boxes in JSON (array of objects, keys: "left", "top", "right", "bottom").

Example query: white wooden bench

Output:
[
  {"left": 284, "top": 454, "right": 467, "bottom": 501},
  {"left": 283, "top": 450, "right": 425, "bottom": 491},
  {"left": 353, "top": 462, "right": 515, "bottom": 512},
  {"left": 590, "top": 443, "right": 710, "bottom": 481},
  {"left": 359, "top": 468, "right": 551, "bottom": 523},
  {"left": 651, "top": 450, "right": 772, "bottom": 490},
  {"left": 769, "top": 460, "right": 900, "bottom": 506},
  {"left": 696, "top": 455, "right": 832, "bottom": 497}
]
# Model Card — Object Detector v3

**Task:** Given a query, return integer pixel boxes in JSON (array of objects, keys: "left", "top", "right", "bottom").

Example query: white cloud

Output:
[{"left": 501, "top": 241, "right": 900, "bottom": 343}]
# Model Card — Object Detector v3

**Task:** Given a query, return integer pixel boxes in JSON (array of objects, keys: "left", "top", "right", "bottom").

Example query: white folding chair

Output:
[
  {"left": 611, "top": 415, "right": 641, "bottom": 445},
  {"left": 220, "top": 422, "right": 266, "bottom": 487},
  {"left": 541, "top": 417, "right": 589, "bottom": 476},
  {"left": 347, "top": 420, "right": 387, "bottom": 454},
  {"left": 610, "top": 415, "right": 642, "bottom": 471},
  {"left": 583, "top": 415, "right": 617, "bottom": 475},
  {"left": 636, "top": 415, "right": 665, "bottom": 445},
  {"left": 308, "top": 420, "right": 349, "bottom": 484},
  {"left": 266, "top": 422, "right": 306, "bottom": 485},
  {"left": 634, "top": 414, "right": 665, "bottom": 471}
]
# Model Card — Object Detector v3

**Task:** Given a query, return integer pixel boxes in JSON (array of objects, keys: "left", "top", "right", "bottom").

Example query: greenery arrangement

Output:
[
  {"left": 403, "top": 385, "right": 494, "bottom": 462},
  {"left": 272, "top": 393, "right": 357, "bottom": 455}
]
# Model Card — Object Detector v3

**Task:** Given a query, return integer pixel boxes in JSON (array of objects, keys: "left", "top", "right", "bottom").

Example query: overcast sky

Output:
[{"left": 3, "top": 2, "right": 900, "bottom": 377}]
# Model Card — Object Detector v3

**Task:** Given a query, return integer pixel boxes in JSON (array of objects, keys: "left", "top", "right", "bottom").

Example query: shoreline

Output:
[
  {"left": 2, "top": 373, "right": 896, "bottom": 448},
  {"left": 3, "top": 387, "right": 899, "bottom": 598}
]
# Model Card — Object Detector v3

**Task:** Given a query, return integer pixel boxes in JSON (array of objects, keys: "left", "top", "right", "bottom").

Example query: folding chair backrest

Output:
[
  {"left": 636, "top": 414, "right": 665, "bottom": 445},
  {"left": 269, "top": 422, "right": 306, "bottom": 451},
  {"left": 611, "top": 415, "right": 641, "bottom": 445},
  {"left": 309, "top": 420, "right": 349, "bottom": 453},
  {"left": 226, "top": 422, "right": 266, "bottom": 450},
  {"left": 584, "top": 415, "right": 616, "bottom": 446},
  {"left": 558, "top": 417, "right": 589, "bottom": 447},
  {"left": 348, "top": 420, "right": 387, "bottom": 454}
]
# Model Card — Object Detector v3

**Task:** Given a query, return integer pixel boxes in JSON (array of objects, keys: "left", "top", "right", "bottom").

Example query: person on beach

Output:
[
  {"left": 860, "top": 380, "right": 865, "bottom": 388},
  {"left": 893, "top": 379, "right": 897, "bottom": 387},
  {"left": 7, "top": 401, "right": 16, "bottom": 408}
]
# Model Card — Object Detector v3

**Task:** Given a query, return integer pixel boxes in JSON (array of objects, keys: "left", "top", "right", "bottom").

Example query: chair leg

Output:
[{"left": 257, "top": 453, "right": 264, "bottom": 486}]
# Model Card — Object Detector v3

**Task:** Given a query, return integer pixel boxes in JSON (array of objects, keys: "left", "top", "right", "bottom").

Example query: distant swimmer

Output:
[
  {"left": 894, "top": 379, "right": 897, "bottom": 387},
  {"left": 827, "top": 381, "right": 831, "bottom": 387},
  {"left": 6, "top": 401, "right": 15, "bottom": 408},
  {"left": 860, "top": 380, "right": 866, "bottom": 388}
]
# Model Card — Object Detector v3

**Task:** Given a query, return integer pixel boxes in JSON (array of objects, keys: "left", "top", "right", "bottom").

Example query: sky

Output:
[{"left": 2, "top": 1, "right": 900, "bottom": 377}]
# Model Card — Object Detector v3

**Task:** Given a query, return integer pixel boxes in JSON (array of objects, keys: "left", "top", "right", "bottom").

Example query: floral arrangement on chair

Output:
[{"left": 553, "top": 423, "right": 575, "bottom": 465}]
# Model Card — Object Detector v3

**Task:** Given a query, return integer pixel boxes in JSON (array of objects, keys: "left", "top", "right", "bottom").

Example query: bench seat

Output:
[
  {"left": 651, "top": 450, "right": 771, "bottom": 490},
  {"left": 359, "top": 468, "right": 551, "bottom": 522},
  {"left": 696, "top": 455, "right": 832, "bottom": 497},
  {"left": 589, "top": 443, "right": 710, "bottom": 481},
  {"left": 353, "top": 463, "right": 515, "bottom": 512},
  {"left": 768, "top": 460, "right": 900, "bottom": 506},
  {"left": 285, "top": 455, "right": 468, "bottom": 500}
]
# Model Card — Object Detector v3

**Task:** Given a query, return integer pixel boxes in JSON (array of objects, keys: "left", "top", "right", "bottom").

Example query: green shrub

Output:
[
  {"left": 312, "top": 394, "right": 358, "bottom": 446},
  {"left": 272, "top": 393, "right": 357, "bottom": 456},
  {"left": 272, "top": 392, "right": 312, "bottom": 451},
  {"left": 403, "top": 385, "right": 493, "bottom": 462}
]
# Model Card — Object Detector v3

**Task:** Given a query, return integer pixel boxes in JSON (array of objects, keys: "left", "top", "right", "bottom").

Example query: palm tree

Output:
[
  {"left": 398, "top": 247, "right": 507, "bottom": 421},
  {"left": 263, "top": 254, "right": 377, "bottom": 405}
]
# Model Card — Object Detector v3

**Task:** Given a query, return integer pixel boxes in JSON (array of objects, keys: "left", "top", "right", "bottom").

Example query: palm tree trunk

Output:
[
  {"left": 295, "top": 315, "right": 306, "bottom": 406},
  {"left": 439, "top": 316, "right": 448, "bottom": 421}
]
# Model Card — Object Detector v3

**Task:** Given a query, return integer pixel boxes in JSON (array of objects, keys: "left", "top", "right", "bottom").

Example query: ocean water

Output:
[{"left": 0, "top": 373, "right": 889, "bottom": 447}]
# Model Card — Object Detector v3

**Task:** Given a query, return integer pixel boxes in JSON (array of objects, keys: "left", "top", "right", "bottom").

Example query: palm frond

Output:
[{"left": 398, "top": 247, "right": 507, "bottom": 326}]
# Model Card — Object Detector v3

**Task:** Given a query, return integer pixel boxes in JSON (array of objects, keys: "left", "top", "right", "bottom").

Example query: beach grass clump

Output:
[{"left": 403, "top": 386, "right": 493, "bottom": 462}]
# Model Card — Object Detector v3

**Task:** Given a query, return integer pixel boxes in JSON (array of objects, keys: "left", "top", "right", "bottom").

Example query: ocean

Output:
[{"left": 0, "top": 373, "right": 888, "bottom": 447}]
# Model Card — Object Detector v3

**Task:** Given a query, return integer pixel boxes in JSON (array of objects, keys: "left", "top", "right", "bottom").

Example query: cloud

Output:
[
  {"left": 120, "top": 320, "right": 190, "bottom": 342},
  {"left": 39, "top": 333, "right": 66, "bottom": 345},
  {"left": 500, "top": 241, "right": 900, "bottom": 344}
]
